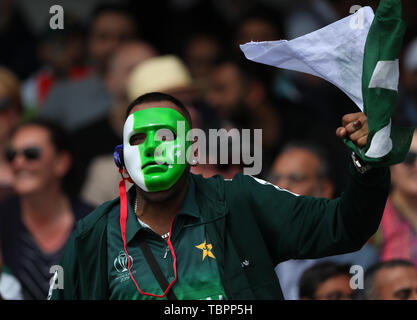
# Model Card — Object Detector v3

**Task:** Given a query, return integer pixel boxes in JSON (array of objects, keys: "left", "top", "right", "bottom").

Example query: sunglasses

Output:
[
  {"left": 0, "top": 98, "right": 12, "bottom": 111},
  {"left": 5, "top": 147, "right": 41, "bottom": 163},
  {"left": 268, "top": 173, "right": 309, "bottom": 184},
  {"left": 403, "top": 151, "right": 417, "bottom": 166}
]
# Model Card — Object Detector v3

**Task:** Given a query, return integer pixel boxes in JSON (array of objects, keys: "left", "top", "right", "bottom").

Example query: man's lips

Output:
[
  {"left": 141, "top": 161, "right": 169, "bottom": 174},
  {"left": 141, "top": 161, "right": 159, "bottom": 170}
]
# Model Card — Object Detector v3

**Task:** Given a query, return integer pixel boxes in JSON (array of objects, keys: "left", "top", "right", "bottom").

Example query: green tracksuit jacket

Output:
[{"left": 50, "top": 163, "right": 390, "bottom": 300}]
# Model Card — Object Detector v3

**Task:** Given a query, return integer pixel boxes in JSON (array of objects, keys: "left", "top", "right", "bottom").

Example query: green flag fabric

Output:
[
  {"left": 240, "top": 0, "right": 414, "bottom": 167},
  {"left": 345, "top": 0, "right": 414, "bottom": 166}
]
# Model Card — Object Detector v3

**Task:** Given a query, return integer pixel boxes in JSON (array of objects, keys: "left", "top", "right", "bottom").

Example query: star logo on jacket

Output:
[{"left": 195, "top": 241, "right": 216, "bottom": 261}]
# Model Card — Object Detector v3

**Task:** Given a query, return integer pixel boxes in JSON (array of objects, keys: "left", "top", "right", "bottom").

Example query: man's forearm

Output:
[{"left": 338, "top": 162, "right": 390, "bottom": 249}]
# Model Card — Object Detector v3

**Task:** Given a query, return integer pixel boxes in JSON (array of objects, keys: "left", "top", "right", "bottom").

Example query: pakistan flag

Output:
[{"left": 240, "top": 0, "right": 414, "bottom": 166}]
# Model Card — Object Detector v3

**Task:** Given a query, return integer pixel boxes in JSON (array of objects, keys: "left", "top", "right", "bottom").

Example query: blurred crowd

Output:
[{"left": 1, "top": 0, "right": 417, "bottom": 300}]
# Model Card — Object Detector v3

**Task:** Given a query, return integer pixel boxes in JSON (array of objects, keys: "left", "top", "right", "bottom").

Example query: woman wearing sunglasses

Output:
[{"left": 0, "top": 119, "right": 94, "bottom": 299}]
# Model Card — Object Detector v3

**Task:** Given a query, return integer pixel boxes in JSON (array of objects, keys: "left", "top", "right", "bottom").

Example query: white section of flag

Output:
[
  {"left": 365, "top": 119, "right": 393, "bottom": 158},
  {"left": 368, "top": 60, "right": 400, "bottom": 91},
  {"left": 240, "top": 6, "right": 375, "bottom": 112}
]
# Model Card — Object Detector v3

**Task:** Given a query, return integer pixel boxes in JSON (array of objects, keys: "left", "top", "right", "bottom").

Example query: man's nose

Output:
[
  {"left": 10, "top": 153, "right": 28, "bottom": 168},
  {"left": 143, "top": 131, "right": 158, "bottom": 157}
]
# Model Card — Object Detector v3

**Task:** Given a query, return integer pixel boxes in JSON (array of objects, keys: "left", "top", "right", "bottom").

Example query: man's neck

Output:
[{"left": 135, "top": 176, "right": 190, "bottom": 235}]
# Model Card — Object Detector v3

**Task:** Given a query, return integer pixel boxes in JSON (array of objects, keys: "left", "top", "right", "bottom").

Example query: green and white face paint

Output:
[{"left": 123, "top": 107, "right": 191, "bottom": 192}]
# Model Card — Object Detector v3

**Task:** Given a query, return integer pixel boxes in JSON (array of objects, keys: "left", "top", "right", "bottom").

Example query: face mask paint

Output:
[{"left": 123, "top": 107, "right": 191, "bottom": 192}]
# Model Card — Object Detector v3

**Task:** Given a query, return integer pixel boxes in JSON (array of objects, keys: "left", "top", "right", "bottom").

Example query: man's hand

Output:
[{"left": 336, "top": 112, "right": 368, "bottom": 148}]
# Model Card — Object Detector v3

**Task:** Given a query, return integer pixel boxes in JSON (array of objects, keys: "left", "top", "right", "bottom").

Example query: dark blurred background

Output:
[{"left": 0, "top": 0, "right": 416, "bottom": 197}]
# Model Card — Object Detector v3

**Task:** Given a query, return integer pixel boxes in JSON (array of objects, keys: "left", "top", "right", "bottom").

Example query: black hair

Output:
[
  {"left": 280, "top": 141, "right": 330, "bottom": 179},
  {"left": 12, "top": 118, "right": 71, "bottom": 153},
  {"left": 236, "top": 3, "right": 284, "bottom": 40},
  {"left": 39, "top": 13, "right": 86, "bottom": 45},
  {"left": 11, "top": 118, "right": 76, "bottom": 195},
  {"left": 125, "top": 92, "right": 192, "bottom": 126},
  {"left": 360, "top": 259, "right": 416, "bottom": 300},
  {"left": 298, "top": 262, "right": 351, "bottom": 299},
  {"left": 212, "top": 54, "right": 276, "bottom": 95},
  {"left": 89, "top": 2, "right": 139, "bottom": 36}
]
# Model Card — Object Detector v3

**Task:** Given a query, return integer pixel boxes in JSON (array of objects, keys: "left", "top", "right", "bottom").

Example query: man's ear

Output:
[{"left": 54, "top": 151, "right": 72, "bottom": 178}]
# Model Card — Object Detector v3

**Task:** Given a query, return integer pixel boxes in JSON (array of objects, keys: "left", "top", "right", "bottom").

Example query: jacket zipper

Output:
[{"left": 163, "top": 246, "right": 169, "bottom": 259}]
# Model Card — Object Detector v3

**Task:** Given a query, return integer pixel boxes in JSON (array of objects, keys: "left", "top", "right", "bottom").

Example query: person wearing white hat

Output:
[{"left": 127, "top": 55, "right": 193, "bottom": 102}]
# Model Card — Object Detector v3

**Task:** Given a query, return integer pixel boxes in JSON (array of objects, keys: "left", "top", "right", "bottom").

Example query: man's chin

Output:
[
  {"left": 139, "top": 187, "right": 177, "bottom": 203},
  {"left": 137, "top": 168, "right": 189, "bottom": 203}
]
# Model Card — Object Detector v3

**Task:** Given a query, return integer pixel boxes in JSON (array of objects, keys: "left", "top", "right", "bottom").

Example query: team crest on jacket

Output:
[{"left": 114, "top": 250, "right": 134, "bottom": 273}]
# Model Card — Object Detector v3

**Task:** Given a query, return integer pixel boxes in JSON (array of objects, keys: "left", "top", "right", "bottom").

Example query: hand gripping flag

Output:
[{"left": 240, "top": 0, "right": 414, "bottom": 166}]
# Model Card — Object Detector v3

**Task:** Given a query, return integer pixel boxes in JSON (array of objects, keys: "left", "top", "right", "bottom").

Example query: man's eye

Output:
[
  {"left": 156, "top": 129, "right": 176, "bottom": 141},
  {"left": 395, "top": 288, "right": 412, "bottom": 300},
  {"left": 289, "top": 174, "right": 307, "bottom": 183},
  {"left": 130, "top": 133, "right": 146, "bottom": 146}
]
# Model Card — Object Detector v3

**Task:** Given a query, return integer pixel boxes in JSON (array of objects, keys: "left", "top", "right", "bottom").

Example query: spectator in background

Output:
[
  {"left": 182, "top": 32, "right": 222, "bottom": 98},
  {"left": 78, "top": 41, "right": 157, "bottom": 205},
  {"left": 0, "top": 67, "right": 23, "bottom": 200},
  {"left": 298, "top": 262, "right": 354, "bottom": 300},
  {"left": 86, "top": 4, "right": 140, "bottom": 76},
  {"left": 40, "top": 3, "right": 139, "bottom": 132},
  {"left": 268, "top": 142, "right": 334, "bottom": 197},
  {"left": 378, "top": 129, "right": 417, "bottom": 266},
  {"left": 273, "top": 142, "right": 378, "bottom": 299},
  {"left": 395, "top": 38, "right": 417, "bottom": 126},
  {"left": 205, "top": 57, "right": 252, "bottom": 130},
  {"left": 235, "top": 5, "right": 283, "bottom": 46},
  {"left": 21, "top": 17, "right": 90, "bottom": 113},
  {"left": 361, "top": 259, "right": 417, "bottom": 300},
  {"left": 0, "top": 119, "right": 93, "bottom": 299},
  {"left": 205, "top": 57, "right": 282, "bottom": 173},
  {"left": 103, "top": 42, "right": 158, "bottom": 136}
]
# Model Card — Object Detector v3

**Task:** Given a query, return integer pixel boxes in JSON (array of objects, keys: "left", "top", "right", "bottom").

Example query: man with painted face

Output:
[{"left": 50, "top": 92, "right": 390, "bottom": 300}]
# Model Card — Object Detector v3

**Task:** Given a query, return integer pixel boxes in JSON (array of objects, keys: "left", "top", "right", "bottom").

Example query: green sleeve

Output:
[{"left": 236, "top": 162, "right": 390, "bottom": 264}]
